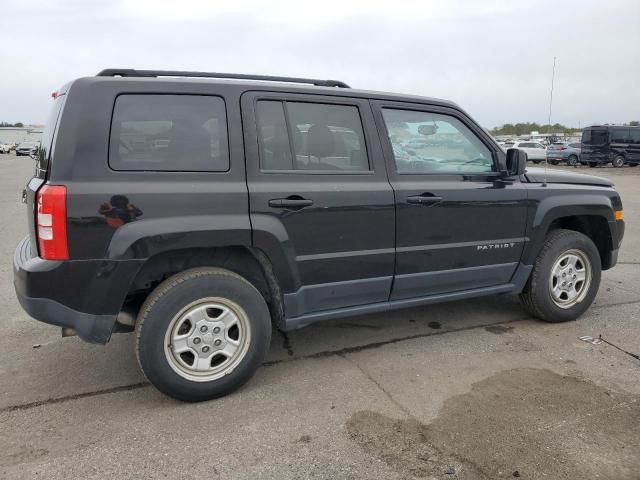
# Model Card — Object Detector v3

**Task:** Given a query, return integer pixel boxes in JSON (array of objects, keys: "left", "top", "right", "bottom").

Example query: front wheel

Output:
[
  {"left": 136, "top": 267, "right": 272, "bottom": 401},
  {"left": 520, "top": 229, "right": 601, "bottom": 323},
  {"left": 567, "top": 155, "right": 578, "bottom": 166},
  {"left": 612, "top": 155, "right": 625, "bottom": 168}
]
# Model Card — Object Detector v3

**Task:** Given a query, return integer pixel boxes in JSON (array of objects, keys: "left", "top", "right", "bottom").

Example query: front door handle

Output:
[
  {"left": 268, "top": 196, "right": 314, "bottom": 210},
  {"left": 406, "top": 194, "right": 443, "bottom": 205}
]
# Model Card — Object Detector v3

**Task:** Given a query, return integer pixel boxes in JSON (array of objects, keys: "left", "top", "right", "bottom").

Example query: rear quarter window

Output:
[{"left": 109, "top": 94, "right": 229, "bottom": 172}]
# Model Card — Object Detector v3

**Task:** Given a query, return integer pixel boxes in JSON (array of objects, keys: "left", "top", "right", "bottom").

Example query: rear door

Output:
[
  {"left": 372, "top": 101, "right": 528, "bottom": 300},
  {"left": 242, "top": 92, "right": 395, "bottom": 319},
  {"left": 532, "top": 142, "right": 547, "bottom": 160},
  {"left": 581, "top": 128, "right": 609, "bottom": 163}
]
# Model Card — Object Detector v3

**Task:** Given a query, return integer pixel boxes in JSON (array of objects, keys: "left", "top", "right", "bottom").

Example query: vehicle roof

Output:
[
  {"left": 585, "top": 124, "right": 640, "bottom": 129},
  {"left": 71, "top": 76, "right": 461, "bottom": 110}
]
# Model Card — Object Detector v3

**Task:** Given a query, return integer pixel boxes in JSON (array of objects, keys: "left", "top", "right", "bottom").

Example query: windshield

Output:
[{"left": 582, "top": 129, "right": 608, "bottom": 145}]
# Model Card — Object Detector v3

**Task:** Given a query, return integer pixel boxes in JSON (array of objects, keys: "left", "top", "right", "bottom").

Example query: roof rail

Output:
[{"left": 96, "top": 69, "right": 350, "bottom": 88}]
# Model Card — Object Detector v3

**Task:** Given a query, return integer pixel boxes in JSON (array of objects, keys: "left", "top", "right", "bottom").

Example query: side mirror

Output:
[
  {"left": 418, "top": 124, "right": 438, "bottom": 136},
  {"left": 505, "top": 148, "right": 527, "bottom": 176}
]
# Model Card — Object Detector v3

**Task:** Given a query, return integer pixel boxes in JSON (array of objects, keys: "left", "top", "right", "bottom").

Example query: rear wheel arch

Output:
[
  {"left": 612, "top": 154, "right": 625, "bottom": 167},
  {"left": 122, "top": 246, "right": 285, "bottom": 329}
]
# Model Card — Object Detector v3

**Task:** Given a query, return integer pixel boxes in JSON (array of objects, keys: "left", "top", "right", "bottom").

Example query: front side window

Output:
[
  {"left": 629, "top": 129, "right": 640, "bottom": 144},
  {"left": 109, "top": 94, "right": 229, "bottom": 172},
  {"left": 382, "top": 109, "right": 494, "bottom": 174},
  {"left": 256, "top": 100, "right": 369, "bottom": 172}
]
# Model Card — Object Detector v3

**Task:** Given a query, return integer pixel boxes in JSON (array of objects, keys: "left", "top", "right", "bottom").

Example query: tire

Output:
[
  {"left": 520, "top": 229, "right": 601, "bottom": 323},
  {"left": 612, "top": 155, "right": 625, "bottom": 168},
  {"left": 549, "top": 159, "right": 559, "bottom": 166},
  {"left": 567, "top": 155, "right": 578, "bottom": 166},
  {"left": 136, "top": 267, "right": 272, "bottom": 402}
]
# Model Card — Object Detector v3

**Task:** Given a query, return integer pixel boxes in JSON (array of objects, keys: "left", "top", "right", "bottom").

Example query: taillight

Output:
[{"left": 36, "top": 185, "right": 68, "bottom": 260}]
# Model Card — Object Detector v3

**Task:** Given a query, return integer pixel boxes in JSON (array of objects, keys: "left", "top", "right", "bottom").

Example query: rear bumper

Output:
[
  {"left": 13, "top": 236, "right": 143, "bottom": 344},
  {"left": 15, "top": 290, "right": 118, "bottom": 344}
]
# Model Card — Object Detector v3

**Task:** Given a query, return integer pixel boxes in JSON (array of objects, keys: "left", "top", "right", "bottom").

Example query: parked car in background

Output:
[
  {"left": 546, "top": 142, "right": 581, "bottom": 166},
  {"left": 0, "top": 142, "right": 12, "bottom": 154},
  {"left": 503, "top": 140, "right": 547, "bottom": 163},
  {"left": 15, "top": 142, "right": 39, "bottom": 157},
  {"left": 581, "top": 125, "right": 640, "bottom": 168}
]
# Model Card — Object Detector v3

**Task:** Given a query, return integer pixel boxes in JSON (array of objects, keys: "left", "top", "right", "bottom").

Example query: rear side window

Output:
[
  {"left": 256, "top": 100, "right": 369, "bottom": 172},
  {"left": 109, "top": 95, "right": 229, "bottom": 172},
  {"left": 610, "top": 128, "right": 630, "bottom": 143},
  {"left": 630, "top": 129, "right": 640, "bottom": 144}
]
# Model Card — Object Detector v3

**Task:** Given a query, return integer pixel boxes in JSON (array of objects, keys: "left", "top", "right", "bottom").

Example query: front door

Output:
[
  {"left": 372, "top": 101, "right": 528, "bottom": 300},
  {"left": 242, "top": 92, "right": 395, "bottom": 319}
]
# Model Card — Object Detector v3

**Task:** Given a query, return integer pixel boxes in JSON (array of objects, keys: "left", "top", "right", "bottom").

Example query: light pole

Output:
[{"left": 548, "top": 56, "right": 556, "bottom": 137}]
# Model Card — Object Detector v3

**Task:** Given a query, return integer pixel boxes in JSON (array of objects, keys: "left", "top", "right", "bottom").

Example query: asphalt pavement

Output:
[{"left": 1, "top": 153, "right": 639, "bottom": 479}]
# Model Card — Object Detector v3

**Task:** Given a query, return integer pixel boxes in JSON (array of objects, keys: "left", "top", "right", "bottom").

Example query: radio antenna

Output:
[{"left": 544, "top": 56, "right": 556, "bottom": 187}]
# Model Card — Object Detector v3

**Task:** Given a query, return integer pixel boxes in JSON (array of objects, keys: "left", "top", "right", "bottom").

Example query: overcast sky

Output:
[{"left": 1, "top": 0, "right": 639, "bottom": 128}]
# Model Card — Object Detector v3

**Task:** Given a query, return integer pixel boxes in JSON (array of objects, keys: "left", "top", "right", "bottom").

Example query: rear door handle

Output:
[
  {"left": 268, "top": 197, "right": 314, "bottom": 209},
  {"left": 406, "top": 194, "right": 443, "bottom": 205}
]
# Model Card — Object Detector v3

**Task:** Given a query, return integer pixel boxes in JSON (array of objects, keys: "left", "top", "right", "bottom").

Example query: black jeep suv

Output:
[{"left": 14, "top": 69, "right": 625, "bottom": 401}]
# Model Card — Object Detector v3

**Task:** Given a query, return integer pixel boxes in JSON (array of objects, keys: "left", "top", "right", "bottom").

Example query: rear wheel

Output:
[
  {"left": 136, "top": 267, "right": 272, "bottom": 401},
  {"left": 567, "top": 155, "right": 578, "bottom": 166},
  {"left": 520, "top": 229, "right": 601, "bottom": 323},
  {"left": 612, "top": 155, "right": 625, "bottom": 168}
]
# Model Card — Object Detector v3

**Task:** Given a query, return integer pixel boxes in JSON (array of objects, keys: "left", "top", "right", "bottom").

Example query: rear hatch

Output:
[
  {"left": 581, "top": 128, "right": 608, "bottom": 161},
  {"left": 547, "top": 143, "right": 566, "bottom": 157},
  {"left": 24, "top": 90, "right": 67, "bottom": 255}
]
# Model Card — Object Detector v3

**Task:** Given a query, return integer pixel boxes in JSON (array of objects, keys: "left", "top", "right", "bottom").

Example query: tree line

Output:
[
  {"left": 0, "top": 122, "right": 24, "bottom": 127},
  {"left": 491, "top": 121, "right": 639, "bottom": 136}
]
